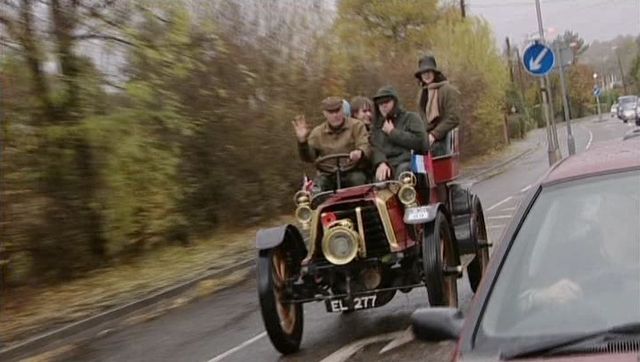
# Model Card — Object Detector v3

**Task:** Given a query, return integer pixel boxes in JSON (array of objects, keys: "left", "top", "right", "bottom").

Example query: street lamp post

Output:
[
  {"left": 593, "top": 73, "right": 602, "bottom": 121},
  {"left": 534, "top": 0, "right": 561, "bottom": 165}
]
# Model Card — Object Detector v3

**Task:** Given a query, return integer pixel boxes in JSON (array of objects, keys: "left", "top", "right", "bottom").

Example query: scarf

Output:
[{"left": 424, "top": 81, "right": 448, "bottom": 124}]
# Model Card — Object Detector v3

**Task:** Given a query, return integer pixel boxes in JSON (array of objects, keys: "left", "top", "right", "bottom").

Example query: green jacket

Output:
[
  {"left": 418, "top": 80, "right": 461, "bottom": 140},
  {"left": 371, "top": 86, "right": 426, "bottom": 168},
  {"left": 298, "top": 117, "right": 371, "bottom": 165}
]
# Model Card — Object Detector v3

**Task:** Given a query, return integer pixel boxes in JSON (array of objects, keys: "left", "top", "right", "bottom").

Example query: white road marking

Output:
[
  {"left": 499, "top": 207, "right": 517, "bottom": 212},
  {"left": 207, "top": 332, "right": 266, "bottom": 362},
  {"left": 580, "top": 124, "right": 594, "bottom": 150},
  {"left": 520, "top": 184, "right": 532, "bottom": 193},
  {"left": 487, "top": 215, "right": 512, "bottom": 220},
  {"left": 320, "top": 331, "right": 405, "bottom": 362},
  {"left": 379, "top": 327, "right": 414, "bottom": 354},
  {"left": 486, "top": 196, "right": 513, "bottom": 211},
  {"left": 487, "top": 224, "right": 506, "bottom": 229}
]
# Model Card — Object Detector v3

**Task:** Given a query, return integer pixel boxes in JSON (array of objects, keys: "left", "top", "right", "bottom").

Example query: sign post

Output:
[
  {"left": 531, "top": 0, "right": 562, "bottom": 166},
  {"left": 593, "top": 85, "right": 602, "bottom": 122},
  {"left": 523, "top": 40, "right": 560, "bottom": 165}
]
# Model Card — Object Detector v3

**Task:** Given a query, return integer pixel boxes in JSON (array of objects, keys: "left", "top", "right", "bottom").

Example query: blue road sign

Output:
[
  {"left": 523, "top": 42, "right": 555, "bottom": 77},
  {"left": 593, "top": 86, "right": 602, "bottom": 97}
]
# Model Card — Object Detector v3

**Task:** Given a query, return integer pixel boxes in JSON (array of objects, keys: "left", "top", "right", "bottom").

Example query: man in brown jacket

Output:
[
  {"left": 415, "top": 54, "right": 461, "bottom": 155},
  {"left": 292, "top": 96, "right": 371, "bottom": 190}
]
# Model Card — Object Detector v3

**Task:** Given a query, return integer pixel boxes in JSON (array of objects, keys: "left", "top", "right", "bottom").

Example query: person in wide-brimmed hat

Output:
[{"left": 414, "top": 54, "right": 461, "bottom": 153}]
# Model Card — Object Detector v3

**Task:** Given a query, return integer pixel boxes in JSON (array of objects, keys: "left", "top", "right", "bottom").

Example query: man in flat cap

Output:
[{"left": 292, "top": 96, "right": 371, "bottom": 190}]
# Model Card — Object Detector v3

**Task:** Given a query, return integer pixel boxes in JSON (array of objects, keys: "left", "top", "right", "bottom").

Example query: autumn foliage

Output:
[{"left": 0, "top": 0, "right": 509, "bottom": 285}]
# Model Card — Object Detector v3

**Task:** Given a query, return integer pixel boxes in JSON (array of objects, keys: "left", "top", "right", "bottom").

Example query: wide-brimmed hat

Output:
[{"left": 414, "top": 55, "right": 440, "bottom": 79}]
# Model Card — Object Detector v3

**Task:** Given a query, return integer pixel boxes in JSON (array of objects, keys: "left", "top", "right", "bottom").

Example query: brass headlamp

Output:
[
  {"left": 321, "top": 219, "right": 360, "bottom": 265},
  {"left": 294, "top": 190, "right": 313, "bottom": 229},
  {"left": 397, "top": 171, "right": 418, "bottom": 206}
]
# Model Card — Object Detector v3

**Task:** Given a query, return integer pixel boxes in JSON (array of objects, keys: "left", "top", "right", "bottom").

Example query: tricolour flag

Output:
[{"left": 411, "top": 154, "right": 427, "bottom": 174}]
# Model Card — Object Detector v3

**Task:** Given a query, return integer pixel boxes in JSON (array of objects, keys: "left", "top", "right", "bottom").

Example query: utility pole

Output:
[
  {"left": 515, "top": 49, "right": 528, "bottom": 109},
  {"left": 506, "top": 37, "right": 514, "bottom": 82},
  {"left": 535, "top": 0, "right": 561, "bottom": 165},
  {"left": 615, "top": 49, "right": 628, "bottom": 94},
  {"left": 460, "top": 0, "right": 466, "bottom": 18},
  {"left": 556, "top": 44, "right": 575, "bottom": 155}
]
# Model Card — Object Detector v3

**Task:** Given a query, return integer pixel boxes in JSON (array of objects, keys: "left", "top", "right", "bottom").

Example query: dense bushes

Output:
[{"left": 1, "top": 0, "right": 510, "bottom": 285}]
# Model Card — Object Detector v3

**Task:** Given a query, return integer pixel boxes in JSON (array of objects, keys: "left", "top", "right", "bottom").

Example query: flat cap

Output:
[{"left": 321, "top": 96, "right": 343, "bottom": 111}]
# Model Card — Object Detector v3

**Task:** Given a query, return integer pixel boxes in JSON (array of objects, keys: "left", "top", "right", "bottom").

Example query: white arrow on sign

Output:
[{"left": 528, "top": 47, "right": 549, "bottom": 71}]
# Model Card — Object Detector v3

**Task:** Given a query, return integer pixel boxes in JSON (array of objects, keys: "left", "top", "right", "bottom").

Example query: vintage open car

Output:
[{"left": 255, "top": 129, "right": 491, "bottom": 354}]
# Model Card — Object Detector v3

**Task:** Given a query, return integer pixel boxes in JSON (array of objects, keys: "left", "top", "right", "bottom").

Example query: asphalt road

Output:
[{"left": 60, "top": 117, "right": 634, "bottom": 362}]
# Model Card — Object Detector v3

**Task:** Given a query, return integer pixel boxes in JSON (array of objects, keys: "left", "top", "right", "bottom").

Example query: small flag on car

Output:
[{"left": 411, "top": 154, "right": 427, "bottom": 174}]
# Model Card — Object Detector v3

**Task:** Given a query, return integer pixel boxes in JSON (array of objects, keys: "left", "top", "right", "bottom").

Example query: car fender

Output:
[
  {"left": 255, "top": 224, "right": 306, "bottom": 253},
  {"left": 448, "top": 183, "right": 472, "bottom": 216}
]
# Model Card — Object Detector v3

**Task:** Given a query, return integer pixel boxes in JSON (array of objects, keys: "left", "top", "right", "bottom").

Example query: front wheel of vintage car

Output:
[
  {"left": 257, "top": 247, "right": 303, "bottom": 355},
  {"left": 467, "top": 198, "right": 491, "bottom": 293},
  {"left": 422, "top": 211, "right": 458, "bottom": 307}
]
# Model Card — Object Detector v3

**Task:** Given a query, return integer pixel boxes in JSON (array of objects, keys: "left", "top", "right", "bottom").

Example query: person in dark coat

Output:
[
  {"left": 370, "top": 86, "right": 426, "bottom": 181},
  {"left": 415, "top": 54, "right": 461, "bottom": 155}
]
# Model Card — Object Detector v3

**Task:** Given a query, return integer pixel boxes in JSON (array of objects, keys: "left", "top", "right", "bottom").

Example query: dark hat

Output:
[
  {"left": 414, "top": 54, "right": 440, "bottom": 79},
  {"left": 372, "top": 85, "right": 399, "bottom": 103},
  {"left": 321, "top": 96, "right": 343, "bottom": 111}
]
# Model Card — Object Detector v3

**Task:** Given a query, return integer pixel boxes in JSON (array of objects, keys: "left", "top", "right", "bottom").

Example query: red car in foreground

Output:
[{"left": 413, "top": 134, "right": 640, "bottom": 361}]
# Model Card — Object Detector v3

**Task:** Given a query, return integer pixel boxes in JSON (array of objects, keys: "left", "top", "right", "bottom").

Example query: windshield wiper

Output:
[{"left": 501, "top": 321, "right": 640, "bottom": 360}]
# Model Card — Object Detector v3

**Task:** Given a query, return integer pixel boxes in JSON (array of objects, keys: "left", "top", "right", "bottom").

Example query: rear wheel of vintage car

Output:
[
  {"left": 422, "top": 211, "right": 458, "bottom": 307},
  {"left": 467, "top": 198, "right": 491, "bottom": 293},
  {"left": 257, "top": 247, "right": 303, "bottom": 355}
]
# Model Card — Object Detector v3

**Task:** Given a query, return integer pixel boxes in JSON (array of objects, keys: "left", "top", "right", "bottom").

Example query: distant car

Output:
[
  {"left": 412, "top": 136, "right": 640, "bottom": 361},
  {"left": 616, "top": 95, "right": 638, "bottom": 123},
  {"left": 610, "top": 103, "right": 618, "bottom": 118}
]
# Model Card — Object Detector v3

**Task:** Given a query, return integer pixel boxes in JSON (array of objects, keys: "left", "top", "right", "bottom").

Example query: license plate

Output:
[
  {"left": 404, "top": 206, "right": 434, "bottom": 224},
  {"left": 325, "top": 295, "right": 378, "bottom": 313}
]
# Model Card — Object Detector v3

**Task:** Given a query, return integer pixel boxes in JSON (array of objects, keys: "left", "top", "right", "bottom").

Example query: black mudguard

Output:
[
  {"left": 452, "top": 192, "right": 485, "bottom": 255},
  {"left": 255, "top": 224, "right": 307, "bottom": 259},
  {"left": 449, "top": 183, "right": 472, "bottom": 216}
]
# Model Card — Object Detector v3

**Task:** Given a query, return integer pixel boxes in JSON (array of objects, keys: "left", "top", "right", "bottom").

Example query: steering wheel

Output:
[
  {"left": 314, "top": 153, "right": 357, "bottom": 174},
  {"left": 512, "top": 299, "right": 607, "bottom": 334}
]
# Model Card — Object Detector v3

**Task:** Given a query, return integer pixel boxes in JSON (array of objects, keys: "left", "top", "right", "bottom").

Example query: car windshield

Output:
[
  {"left": 478, "top": 170, "right": 640, "bottom": 344},
  {"left": 619, "top": 96, "right": 637, "bottom": 106},
  {"left": 621, "top": 102, "right": 637, "bottom": 110}
]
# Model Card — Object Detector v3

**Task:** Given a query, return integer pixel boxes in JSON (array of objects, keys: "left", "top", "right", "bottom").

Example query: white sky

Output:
[{"left": 467, "top": 0, "right": 640, "bottom": 48}]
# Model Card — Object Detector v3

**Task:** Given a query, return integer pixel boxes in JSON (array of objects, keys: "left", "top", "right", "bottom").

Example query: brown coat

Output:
[
  {"left": 418, "top": 81, "right": 461, "bottom": 140},
  {"left": 298, "top": 117, "right": 371, "bottom": 164}
]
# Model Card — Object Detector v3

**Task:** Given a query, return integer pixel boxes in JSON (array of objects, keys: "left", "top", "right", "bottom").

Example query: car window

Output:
[
  {"left": 619, "top": 96, "right": 637, "bottom": 105},
  {"left": 479, "top": 170, "right": 640, "bottom": 341}
]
